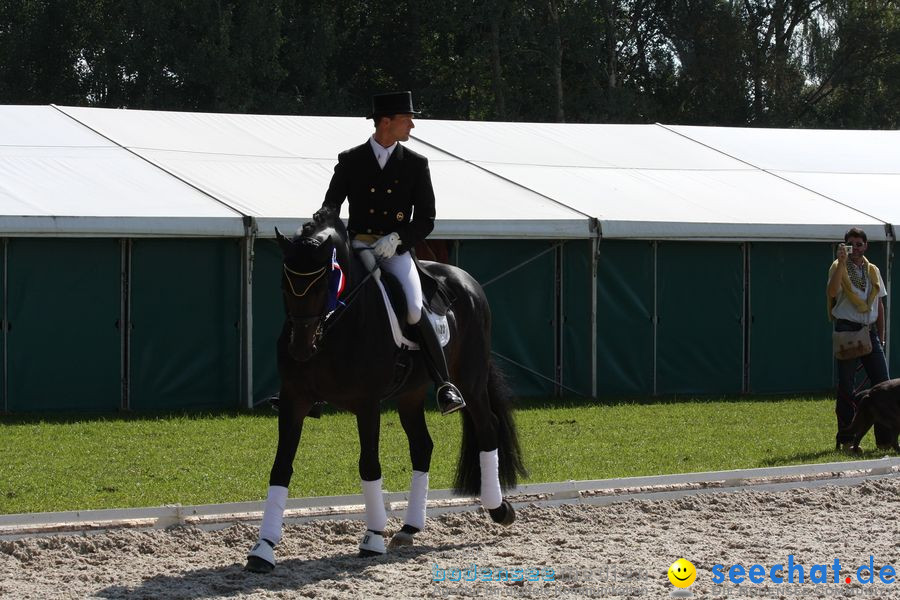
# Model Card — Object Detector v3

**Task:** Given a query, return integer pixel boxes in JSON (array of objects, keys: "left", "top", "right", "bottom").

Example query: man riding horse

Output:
[
  {"left": 245, "top": 92, "right": 525, "bottom": 571},
  {"left": 313, "top": 90, "right": 465, "bottom": 416}
]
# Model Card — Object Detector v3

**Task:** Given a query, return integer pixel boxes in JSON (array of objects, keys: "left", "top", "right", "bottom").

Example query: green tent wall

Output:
[
  {"left": 456, "top": 240, "right": 558, "bottom": 397},
  {"left": 5, "top": 238, "right": 121, "bottom": 412},
  {"left": 1, "top": 235, "right": 895, "bottom": 413},
  {"left": 656, "top": 242, "right": 744, "bottom": 395},
  {"left": 128, "top": 239, "right": 241, "bottom": 411},
  {"left": 251, "top": 238, "right": 285, "bottom": 403},
  {"left": 595, "top": 240, "right": 655, "bottom": 396},
  {"left": 749, "top": 242, "right": 835, "bottom": 393},
  {"left": 561, "top": 239, "right": 593, "bottom": 397}
]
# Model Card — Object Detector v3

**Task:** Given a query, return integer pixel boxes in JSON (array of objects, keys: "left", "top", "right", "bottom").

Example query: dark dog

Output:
[{"left": 837, "top": 378, "right": 900, "bottom": 453}]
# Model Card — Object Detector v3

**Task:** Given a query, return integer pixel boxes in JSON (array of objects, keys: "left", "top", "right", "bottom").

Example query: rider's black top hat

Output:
[{"left": 369, "top": 91, "right": 420, "bottom": 119}]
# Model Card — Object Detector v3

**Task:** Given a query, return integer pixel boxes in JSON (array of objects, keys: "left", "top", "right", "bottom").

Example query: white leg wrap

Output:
[
  {"left": 479, "top": 449, "right": 502, "bottom": 510},
  {"left": 259, "top": 485, "right": 289, "bottom": 545},
  {"left": 404, "top": 470, "right": 429, "bottom": 530},
  {"left": 361, "top": 478, "right": 388, "bottom": 532}
]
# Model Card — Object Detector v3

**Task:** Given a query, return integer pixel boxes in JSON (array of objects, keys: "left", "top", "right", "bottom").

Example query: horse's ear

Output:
[{"left": 274, "top": 227, "right": 292, "bottom": 255}]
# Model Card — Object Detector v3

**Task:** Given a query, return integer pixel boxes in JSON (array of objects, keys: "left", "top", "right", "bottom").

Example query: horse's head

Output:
[{"left": 276, "top": 213, "right": 350, "bottom": 362}]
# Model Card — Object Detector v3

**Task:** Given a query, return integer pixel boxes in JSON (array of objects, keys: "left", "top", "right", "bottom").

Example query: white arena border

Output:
[{"left": 2, "top": 457, "right": 899, "bottom": 540}]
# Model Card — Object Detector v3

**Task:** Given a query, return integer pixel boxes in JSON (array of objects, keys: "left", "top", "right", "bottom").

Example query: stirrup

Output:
[{"left": 436, "top": 383, "right": 465, "bottom": 415}]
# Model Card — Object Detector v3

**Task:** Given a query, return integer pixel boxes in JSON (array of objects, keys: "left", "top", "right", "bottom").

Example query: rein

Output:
[
  {"left": 321, "top": 268, "right": 376, "bottom": 333},
  {"left": 283, "top": 254, "right": 378, "bottom": 357}
]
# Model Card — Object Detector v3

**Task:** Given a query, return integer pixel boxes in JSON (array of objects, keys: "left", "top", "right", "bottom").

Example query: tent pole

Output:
[
  {"left": 2, "top": 238, "right": 7, "bottom": 413},
  {"left": 120, "top": 239, "right": 132, "bottom": 411},
  {"left": 886, "top": 227, "right": 894, "bottom": 367},
  {"left": 653, "top": 241, "right": 658, "bottom": 396},
  {"left": 241, "top": 217, "right": 257, "bottom": 410},
  {"left": 591, "top": 233, "right": 598, "bottom": 398},
  {"left": 555, "top": 242, "right": 563, "bottom": 397},
  {"left": 743, "top": 242, "right": 750, "bottom": 394}
]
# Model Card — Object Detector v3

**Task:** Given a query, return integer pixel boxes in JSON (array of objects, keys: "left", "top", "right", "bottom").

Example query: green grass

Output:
[{"left": 0, "top": 395, "right": 884, "bottom": 515}]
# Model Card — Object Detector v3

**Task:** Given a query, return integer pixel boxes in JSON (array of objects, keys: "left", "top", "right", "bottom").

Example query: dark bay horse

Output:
[{"left": 246, "top": 213, "right": 526, "bottom": 572}]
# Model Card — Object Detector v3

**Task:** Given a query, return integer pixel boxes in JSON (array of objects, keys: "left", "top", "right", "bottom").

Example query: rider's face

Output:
[{"left": 384, "top": 114, "right": 414, "bottom": 143}]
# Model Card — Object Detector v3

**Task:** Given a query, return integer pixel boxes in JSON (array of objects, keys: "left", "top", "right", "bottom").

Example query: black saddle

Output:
[
  {"left": 348, "top": 249, "right": 455, "bottom": 332},
  {"left": 350, "top": 248, "right": 455, "bottom": 399},
  {"left": 270, "top": 249, "right": 456, "bottom": 416}
]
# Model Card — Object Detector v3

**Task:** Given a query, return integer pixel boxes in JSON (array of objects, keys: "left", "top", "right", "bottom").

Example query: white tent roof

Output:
[
  {"left": 0, "top": 106, "right": 243, "bottom": 236},
  {"left": 57, "top": 107, "right": 592, "bottom": 239},
  {"left": 416, "top": 120, "right": 887, "bottom": 240},
  {"left": 669, "top": 125, "right": 900, "bottom": 233},
  {"left": 1, "top": 105, "right": 896, "bottom": 241}
]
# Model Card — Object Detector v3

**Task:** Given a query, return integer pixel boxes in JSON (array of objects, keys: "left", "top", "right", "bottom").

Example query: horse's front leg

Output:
[
  {"left": 357, "top": 402, "right": 387, "bottom": 557},
  {"left": 246, "top": 396, "right": 309, "bottom": 573},
  {"left": 389, "top": 391, "right": 433, "bottom": 549}
]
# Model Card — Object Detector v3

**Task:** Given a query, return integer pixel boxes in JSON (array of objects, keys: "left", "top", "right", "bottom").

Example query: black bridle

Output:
[
  {"left": 282, "top": 263, "right": 328, "bottom": 354},
  {"left": 282, "top": 261, "right": 377, "bottom": 358}
]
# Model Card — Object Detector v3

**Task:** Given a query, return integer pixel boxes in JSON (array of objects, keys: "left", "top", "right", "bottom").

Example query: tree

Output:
[
  {"left": 658, "top": 0, "right": 751, "bottom": 124},
  {"left": 0, "top": 0, "right": 93, "bottom": 104},
  {"left": 0, "top": 0, "right": 895, "bottom": 127},
  {"left": 800, "top": 0, "right": 900, "bottom": 127}
]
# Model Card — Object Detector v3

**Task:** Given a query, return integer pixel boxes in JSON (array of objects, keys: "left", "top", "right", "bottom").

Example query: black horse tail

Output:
[{"left": 454, "top": 360, "right": 528, "bottom": 495}]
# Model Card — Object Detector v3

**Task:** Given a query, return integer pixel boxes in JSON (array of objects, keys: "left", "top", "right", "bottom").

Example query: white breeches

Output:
[{"left": 353, "top": 240, "right": 423, "bottom": 324}]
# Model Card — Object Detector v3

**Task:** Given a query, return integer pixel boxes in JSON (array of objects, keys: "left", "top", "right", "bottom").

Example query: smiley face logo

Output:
[{"left": 668, "top": 559, "right": 697, "bottom": 588}]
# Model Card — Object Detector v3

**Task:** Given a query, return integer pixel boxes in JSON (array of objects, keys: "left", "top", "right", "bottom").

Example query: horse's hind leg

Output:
[
  {"left": 838, "top": 396, "right": 876, "bottom": 452},
  {"left": 455, "top": 362, "right": 522, "bottom": 527},
  {"left": 246, "top": 396, "right": 309, "bottom": 573},
  {"left": 357, "top": 401, "right": 388, "bottom": 557},
  {"left": 468, "top": 396, "right": 513, "bottom": 525},
  {"left": 389, "top": 388, "right": 433, "bottom": 549}
]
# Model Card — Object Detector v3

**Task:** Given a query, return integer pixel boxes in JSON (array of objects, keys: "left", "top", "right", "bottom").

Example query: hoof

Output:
[
  {"left": 838, "top": 443, "right": 862, "bottom": 454},
  {"left": 245, "top": 555, "right": 275, "bottom": 573},
  {"left": 388, "top": 530, "right": 415, "bottom": 549},
  {"left": 246, "top": 539, "right": 276, "bottom": 573},
  {"left": 307, "top": 402, "right": 324, "bottom": 419},
  {"left": 488, "top": 500, "right": 516, "bottom": 526},
  {"left": 358, "top": 529, "right": 386, "bottom": 557}
]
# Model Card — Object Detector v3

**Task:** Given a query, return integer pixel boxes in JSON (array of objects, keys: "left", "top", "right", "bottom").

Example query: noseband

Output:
[
  {"left": 281, "top": 232, "right": 379, "bottom": 359},
  {"left": 282, "top": 260, "right": 378, "bottom": 360},
  {"left": 283, "top": 264, "right": 328, "bottom": 355}
]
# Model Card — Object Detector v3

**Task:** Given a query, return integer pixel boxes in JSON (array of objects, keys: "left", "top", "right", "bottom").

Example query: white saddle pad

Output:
[{"left": 373, "top": 276, "right": 450, "bottom": 350}]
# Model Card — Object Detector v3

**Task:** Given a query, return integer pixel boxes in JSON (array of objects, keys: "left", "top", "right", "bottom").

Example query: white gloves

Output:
[{"left": 373, "top": 232, "right": 401, "bottom": 259}]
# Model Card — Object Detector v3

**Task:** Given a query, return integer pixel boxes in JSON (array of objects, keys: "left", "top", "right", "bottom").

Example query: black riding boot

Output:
[{"left": 415, "top": 319, "right": 465, "bottom": 415}]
